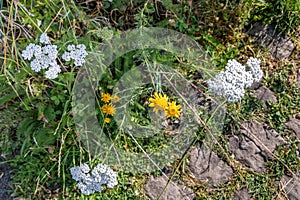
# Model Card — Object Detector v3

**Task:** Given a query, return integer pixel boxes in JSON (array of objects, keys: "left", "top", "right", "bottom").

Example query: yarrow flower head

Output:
[
  {"left": 22, "top": 43, "right": 37, "bottom": 60},
  {"left": 62, "top": 44, "right": 88, "bottom": 66},
  {"left": 39, "top": 33, "right": 50, "bottom": 44},
  {"left": 70, "top": 163, "right": 118, "bottom": 195},
  {"left": 148, "top": 92, "right": 169, "bottom": 114},
  {"left": 207, "top": 57, "right": 263, "bottom": 102},
  {"left": 21, "top": 33, "right": 61, "bottom": 79},
  {"left": 246, "top": 57, "right": 263, "bottom": 82},
  {"left": 45, "top": 63, "right": 62, "bottom": 79},
  {"left": 22, "top": 32, "right": 89, "bottom": 79}
]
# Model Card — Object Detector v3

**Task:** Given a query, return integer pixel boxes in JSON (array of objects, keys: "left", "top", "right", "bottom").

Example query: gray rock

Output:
[
  {"left": 229, "top": 135, "right": 267, "bottom": 172},
  {"left": 0, "top": 156, "right": 11, "bottom": 200},
  {"left": 253, "top": 86, "right": 277, "bottom": 108},
  {"left": 144, "top": 175, "right": 195, "bottom": 200},
  {"left": 187, "top": 146, "right": 233, "bottom": 186},
  {"left": 285, "top": 117, "right": 300, "bottom": 138},
  {"left": 280, "top": 173, "right": 300, "bottom": 200},
  {"left": 233, "top": 188, "right": 251, "bottom": 200},
  {"left": 241, "top": 121, "right": 286, "bottom": 153},
  {"left": 228, "top": 120, "right": 286, "bottom": 172},
  {"left": 249, "top": 82, "right": 263, "bottom": 90},
  {"left": 247, "top": 22, "right": 295, "bottom": 59}
]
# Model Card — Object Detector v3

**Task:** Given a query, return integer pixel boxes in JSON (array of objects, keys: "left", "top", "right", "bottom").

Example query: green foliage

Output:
[
  {"left": 246, "top": 173, "right": 277, "bottom": 198},
  {"left": 251, "top": 0, "right": 300, "bottom": 35},
  {"left": 1, "top": 0, "right": 299, "bottom": 199},
  {"left": 265, "top": 64, "right": 300, "bottom": 131},
  {"left": 270, "top": 143, "right": 300, "bottom": 177},
  {"left": 240, "top": 93, "right": 263, "bottom": 119}
]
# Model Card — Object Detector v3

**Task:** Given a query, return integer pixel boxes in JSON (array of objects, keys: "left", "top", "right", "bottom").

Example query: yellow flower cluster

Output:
[
  {"left": 100, "top": 93, "right": 119, "bottom": 123},
  {"left": 148, "top": 92, "right": 182, "bottom": 118}
]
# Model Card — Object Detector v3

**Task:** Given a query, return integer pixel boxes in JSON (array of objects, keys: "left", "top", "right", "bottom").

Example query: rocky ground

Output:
[
  {"left": 144, "top": 114, "right": 300, "bottom": 199},
  {"left": 0, "top": 21, "right": 298, "bottom": 199},
  {"left": 143, "top": 24, "right": 300, "bottom": 199}
]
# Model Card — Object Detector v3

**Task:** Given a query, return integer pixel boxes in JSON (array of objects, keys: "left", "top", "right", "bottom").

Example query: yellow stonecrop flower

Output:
[
  {"left": 148, "top": 92, "right": 169, "bottom": 114},
  {"left": 104, "top": 118, "right": 111, "bottom": 123},
  {"left": 101, "top": 93, "right": 111, "bottom": 103},
  {"left": 101, "top": 104, "right": 116, "bottom": 116},
  {"left": 165, "top": 101, "right": 182, "bottom": 118}
]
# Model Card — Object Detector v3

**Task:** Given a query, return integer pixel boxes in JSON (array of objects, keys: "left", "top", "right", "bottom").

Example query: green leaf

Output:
[{"left": 34, "top": 128, "right": 57, "bottom": 147}]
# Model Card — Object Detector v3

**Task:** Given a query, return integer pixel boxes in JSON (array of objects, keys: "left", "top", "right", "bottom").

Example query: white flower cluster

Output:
[
  {"left": 62, "top": 44, "right": 88, "bottom": 66},
  {"left": 70, "top": 163, "right": 118, "bottom": 195},
  {"left": 207, "top": 57, "right": 263, "bottom": 102},
  {"left": 246, "top": 57, "right": 263, "bottom": 82},
  {"left": 22, "top": 33, "right": 61, "bottom": 79},
  {"left": 22, "top": 33, "right": 88, "bottom": 79},
  {"left": 39, "top": 33, "right": 50, "bottom": 44}
]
